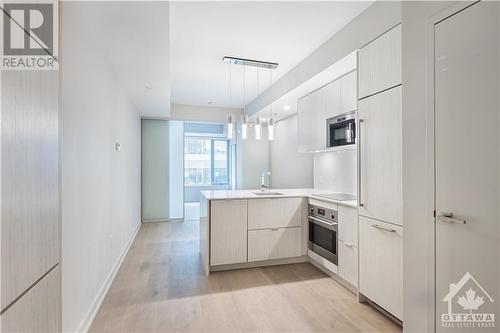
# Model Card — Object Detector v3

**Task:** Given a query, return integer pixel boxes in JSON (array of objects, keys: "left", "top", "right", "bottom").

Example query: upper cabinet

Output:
[
  {"left": 297, "top": 71, "right": 357, "bottom": 153},
  {"left": 340, "top": 71, "right": 357, "bottom": 113},
  {"left": 297, "top": 95, "right": 312, "bottom": 152},
  {"left": 325, "top": 80, "right": 340, "bottom": 119},
  {"left": 309, "top": 88, "right": 326, "bottom": 151},
  {"left": 358, "top": 25, "right": 401, "bottom": 99}
]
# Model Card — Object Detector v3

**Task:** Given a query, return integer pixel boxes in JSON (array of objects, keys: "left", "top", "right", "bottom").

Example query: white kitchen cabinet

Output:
[
  {"left": 248, "top": 227, "right": 302, "bottom": 262},
  {"left": 309, "top": 88, "right": 326, "bottom": 151},
  {"left": 1, "top": 70, "right": 59, "bottom": 310},
  {"left": 358, "top": 86, "right": 402, "bottom": 226},
  {"left": 248, "top": 197, "right": 303, "bottom": 230},
  {"left": 325, "top": 79, "right": 341, "bottom": 119},
  {"left": 338, "top": 205, "right": 358, "bottom": 246},
  {"left": 297, "top": 95, "right": 312, "bottom": 152},
  {"left": 359, "top": 216, "right": 403, "bottom": 320},
  {"left": 210, "top": 200, "right": 248, "bottom": 266},
  {"left": 340, "top": 71, "right": 357, "bottom": 113},
  {"left": 338, "top": 241, "right": 357, "bottom": 288},
  {"left": 359, "top": 25, "right": 401, "bottom": 99}
]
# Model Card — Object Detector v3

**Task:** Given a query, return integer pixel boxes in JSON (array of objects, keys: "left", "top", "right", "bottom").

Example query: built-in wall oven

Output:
[
  {"left": 308, "top": 203, "right": 338, "bottom": 265},
  {"left": 327, "top": 111, "right": 356, "bottom": 148}
]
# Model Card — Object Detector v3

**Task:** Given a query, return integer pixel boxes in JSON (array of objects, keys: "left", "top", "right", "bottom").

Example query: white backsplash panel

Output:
[{"left": 313, "top": 149, "right": 357, "bottom": 194}]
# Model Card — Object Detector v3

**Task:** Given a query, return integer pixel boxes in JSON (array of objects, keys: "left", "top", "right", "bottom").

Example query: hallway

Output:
[{"left": 89, "top": 220, "right": 400, "bottom": 332}]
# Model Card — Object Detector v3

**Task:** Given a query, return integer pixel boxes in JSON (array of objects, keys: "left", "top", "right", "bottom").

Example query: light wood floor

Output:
[{"left": 90, "top": 220, "right": 401, "bottom": 333}]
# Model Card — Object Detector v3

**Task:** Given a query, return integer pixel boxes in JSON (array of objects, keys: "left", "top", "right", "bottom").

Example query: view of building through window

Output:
[{"left": 184, "top": 138, "right": 229, "bottom": 186}]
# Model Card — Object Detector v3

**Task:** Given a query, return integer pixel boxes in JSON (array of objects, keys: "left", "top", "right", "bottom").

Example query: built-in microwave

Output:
[{"left": 327, "top": 111, "right": 356, "bottom": 148}]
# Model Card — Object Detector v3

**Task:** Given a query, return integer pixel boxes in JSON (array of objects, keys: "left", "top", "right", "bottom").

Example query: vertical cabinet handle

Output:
[{"left": 358, "top": 119, "right": 364, "bottom": 207}]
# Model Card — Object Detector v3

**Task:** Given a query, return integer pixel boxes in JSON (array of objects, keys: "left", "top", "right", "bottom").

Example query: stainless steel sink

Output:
[{"left": 252, "top": 191, "right": 284, "bottom": 196}]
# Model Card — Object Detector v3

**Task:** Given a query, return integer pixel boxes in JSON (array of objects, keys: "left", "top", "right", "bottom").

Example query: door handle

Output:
[
  {"left": 371, "top": 224, "right": 396, "bottom": 233},
  {"left": 437, "top": 212, "right": 466, "bottom": 224},
  {"left": 358, "top": 119, "right": 364, "bottom": 207}
]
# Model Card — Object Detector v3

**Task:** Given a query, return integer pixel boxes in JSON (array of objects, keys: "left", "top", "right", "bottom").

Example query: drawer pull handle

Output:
[
  {"left": 344, "top": 243, "right": 354, "bottom": 248},
  {"left": 271, "top": 228, "right": 280, "bottom": 231},
  {"left": 371, "top": 224, "right": 396, "bottom": 233}
]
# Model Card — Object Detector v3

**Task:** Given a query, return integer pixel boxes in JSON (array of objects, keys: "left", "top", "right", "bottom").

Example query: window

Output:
[{"left": 184, "top": 138, "right": 230, "bottom": 186}]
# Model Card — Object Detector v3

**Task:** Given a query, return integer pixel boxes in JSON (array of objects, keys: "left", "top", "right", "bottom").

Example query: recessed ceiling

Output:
[{"left": 170, "top": 1, "right": 372, "bottom": 109}]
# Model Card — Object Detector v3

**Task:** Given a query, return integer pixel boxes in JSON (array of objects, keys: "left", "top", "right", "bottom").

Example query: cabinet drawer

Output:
[
  {"left": 248, "top": 227, "right": 302, "bottom": 262},
  {"left": 248, "top": 198, "right": 303, "bottom": 230},
  {"left": 359, "top": 24, "right": 401, "bottom": 98},
  {"left": 338, "top": 205, "right": 358, "bottom": 246},
  {"left": 338, "top": 241, "right": 357, "bottom": 288},
  {"left": 359, "top": 216, "right": 403, "bottom": 320}
]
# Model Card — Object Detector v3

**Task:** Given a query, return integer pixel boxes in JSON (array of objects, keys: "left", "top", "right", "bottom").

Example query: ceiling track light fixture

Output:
[{"left": 222, "top": 56, "right": 279, "bottom": 70}]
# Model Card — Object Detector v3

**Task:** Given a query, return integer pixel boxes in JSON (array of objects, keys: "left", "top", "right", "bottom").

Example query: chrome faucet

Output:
[{"left": 261, "top": 170, "right": 271, "bottom": 191}]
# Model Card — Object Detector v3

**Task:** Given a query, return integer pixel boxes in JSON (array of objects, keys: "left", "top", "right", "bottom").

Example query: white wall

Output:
[
  {"left": 61, "top": 3, "right": 150, "bottom": 332},
  {"left": 170, "top": 103, "right": 241, "bottom": 123},
  {"left": 401, "top": 2, "right": 457, "bottom": 332},
  {"left": 141, "top": 119, "right": 170, "bottom": 221},
  {"left": 168, "top": 121, "right": 184, "bottom": 219},
  {"left": 313, "top": 150, "right": 357, "bottom": 194},
  {"left": 269, "top": 115, "right": 313, "bottom": 188}
]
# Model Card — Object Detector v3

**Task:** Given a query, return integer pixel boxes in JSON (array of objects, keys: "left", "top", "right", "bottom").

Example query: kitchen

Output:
[
  {"left": 1, "top": 1, "right": 499, "bottom": 333},
  {"left": 199, "top": 22, "right": 402, "bottom": 324}
]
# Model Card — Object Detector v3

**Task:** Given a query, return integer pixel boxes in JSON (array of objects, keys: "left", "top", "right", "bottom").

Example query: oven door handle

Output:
[{"left": 308, "top": 216, "right": 337, "bottom": 231}]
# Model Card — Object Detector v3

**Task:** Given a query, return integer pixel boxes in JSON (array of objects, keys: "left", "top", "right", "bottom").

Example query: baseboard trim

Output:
[
  {"left": 142, "top": 218, "right": 183, "bottom": 223},
  {"left": 77, "top": 221, "right": 141, "bottom": 333},
  {"left": 210, "top": 256, "right": 309, "bottom": 272}
]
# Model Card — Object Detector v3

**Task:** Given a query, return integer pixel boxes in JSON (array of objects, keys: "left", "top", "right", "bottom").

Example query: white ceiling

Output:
[{"left": 170, "top": 1, "right": 372, "bottom": 109}]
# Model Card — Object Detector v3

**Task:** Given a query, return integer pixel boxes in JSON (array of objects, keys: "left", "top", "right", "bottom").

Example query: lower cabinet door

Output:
[
  {"left": 359, "top": 216, "right": 403, "bottom": 320},
  {"left": 248, "top": 227, "right": 302, "bottom": 262},
  {"left": 338, "top": 241, "right": 358, "bottom": 288},
  {"left": 210, "top": 200, "right": 248, "bottom": 266},
  {"left": 0, "top": 266, "right": 60, "bottom": 332}
]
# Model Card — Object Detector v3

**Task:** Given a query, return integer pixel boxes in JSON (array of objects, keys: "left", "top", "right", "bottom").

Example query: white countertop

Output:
[{"left": 201, "top": 189, "right": 358, "bottom": 207}]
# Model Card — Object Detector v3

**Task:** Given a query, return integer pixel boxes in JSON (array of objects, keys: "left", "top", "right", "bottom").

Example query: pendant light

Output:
[
  {"left": 268, "top": 117, "right": 274, "bottom": 141},
  {"left": 226, "top": 61, "right": 233, "bottom": 139},
  {"left": 255, "top": 116, "right": 262, "bottom": 140},
  {"left": 241, "top": 115, "right": 248, "bottom": 139},
  {"left": 227, "top": 114, "right": 233, "bottom": 139},
  {"left": 267, "top": 68, "right": 275, "bottom": 141}
]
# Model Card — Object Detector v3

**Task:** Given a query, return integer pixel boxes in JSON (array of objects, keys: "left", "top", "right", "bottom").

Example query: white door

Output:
[{"left": 435, "top": 2, "right": 499, "bottom": 332}]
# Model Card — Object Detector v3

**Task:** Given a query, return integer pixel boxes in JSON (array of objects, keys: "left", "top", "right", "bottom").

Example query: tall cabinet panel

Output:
[
  {"left": 1, "top": 70, "right": 60, "bottom": 309},
  {"left": 357, "top": 23, "right": 403, "bottom": 322},
  {"left": 358, "top": 87, "right": 402, "bottom": 225},
  {"left": 0, "top": 11, "right": 60, "bottom": 333}
]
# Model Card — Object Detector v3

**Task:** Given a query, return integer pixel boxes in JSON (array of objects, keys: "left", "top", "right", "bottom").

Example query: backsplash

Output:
[{"left": 313, "top": 149, "right": 357, "bottom": 194}]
